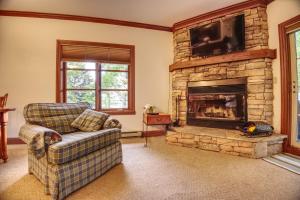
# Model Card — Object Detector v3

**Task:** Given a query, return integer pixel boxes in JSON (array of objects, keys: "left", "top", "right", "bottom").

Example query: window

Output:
[
  {"left": 65, "top": 62, "right": 96, "bottom": 108},
  {"left": 56, "top": 40, "right": 135, "bottom": 115},
  {"left": 100, "top": 63, "right": 129, "bottom": 109}
]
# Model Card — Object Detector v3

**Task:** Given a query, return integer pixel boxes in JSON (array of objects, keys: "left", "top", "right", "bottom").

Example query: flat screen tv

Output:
[{"left": 189, "top": 14, "right": 245, "bottom": 57}]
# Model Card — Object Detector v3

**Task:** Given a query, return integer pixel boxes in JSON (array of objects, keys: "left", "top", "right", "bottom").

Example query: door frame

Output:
[{"left": 279, "top": 15, "right": 300, "bottom": 156}]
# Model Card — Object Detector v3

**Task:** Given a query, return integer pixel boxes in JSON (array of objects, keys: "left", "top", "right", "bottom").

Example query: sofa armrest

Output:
[
  {"left": 19, "top": 124, "right": 62, "bottom": 158},
  {"left": 103, "top": 118, "right": 122, "bottom": 129}
]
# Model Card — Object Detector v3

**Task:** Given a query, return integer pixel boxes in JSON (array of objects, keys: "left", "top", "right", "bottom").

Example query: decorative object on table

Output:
[
  {"left": 0, "top": 93, "right": 8, "bottom": 108},
  {"left": 173, "top": 95, "right": 181, "bottom": 127},
  {"left": 143, "top": 104, "right": 158, "bottom": 115},
  {"left": 143, "top": 113, "right": 171, "bottom": 147},
  {"left": 240, "top": 121, "right": 274, "bottom": 138}
]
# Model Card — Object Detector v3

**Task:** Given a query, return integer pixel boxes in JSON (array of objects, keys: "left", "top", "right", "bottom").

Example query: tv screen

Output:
[{"left": 190, "top": 14, "right": 245, "bottom": 57}]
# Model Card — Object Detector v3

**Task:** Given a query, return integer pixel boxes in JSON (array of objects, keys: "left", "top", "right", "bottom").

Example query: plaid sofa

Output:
[{"left": 19, "top": 103, "right": 122, "bottom": 200}]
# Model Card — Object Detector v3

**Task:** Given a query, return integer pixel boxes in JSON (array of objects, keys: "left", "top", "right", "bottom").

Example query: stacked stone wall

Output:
[
  {"left": 173, "top": 7, "right": 269, "bottom": 62},
  {"left": 170, "top": 7, "right": 272, "bottom": 126}
]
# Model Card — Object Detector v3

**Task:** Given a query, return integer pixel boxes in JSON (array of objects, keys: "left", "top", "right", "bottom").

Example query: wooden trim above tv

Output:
[
  {"left": 169, "top": 49, "right": 276, "bottom": 72},
  {"left": 172, "top": 0, "right": 273, "bottom": 31},
  {"left": 0, "top": 10, "right": 172, "bottom": 32}
]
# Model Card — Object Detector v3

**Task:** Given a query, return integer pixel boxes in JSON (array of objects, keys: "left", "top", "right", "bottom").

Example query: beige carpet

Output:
[{"left": 0, "top": 137, "right": 300, "bottom": 200}]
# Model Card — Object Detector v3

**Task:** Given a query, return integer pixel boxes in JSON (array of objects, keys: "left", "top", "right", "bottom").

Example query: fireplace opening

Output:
[{"left": 187, "top": 78, "right": 247, "bottom": 129}]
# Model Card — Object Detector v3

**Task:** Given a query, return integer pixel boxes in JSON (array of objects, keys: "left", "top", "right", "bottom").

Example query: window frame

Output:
[{"left": 56, "top": 40, "right": 135, "bottom": 115}]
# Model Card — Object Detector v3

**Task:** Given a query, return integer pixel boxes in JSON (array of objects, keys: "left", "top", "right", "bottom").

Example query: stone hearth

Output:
[{"left": 166, "top": 126, "right": 287, "bottom": 158}]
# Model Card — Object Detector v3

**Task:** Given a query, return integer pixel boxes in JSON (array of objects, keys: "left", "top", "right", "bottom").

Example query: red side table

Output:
[{"left": 143, "top": 113, "right": 171, "bottom": 147}]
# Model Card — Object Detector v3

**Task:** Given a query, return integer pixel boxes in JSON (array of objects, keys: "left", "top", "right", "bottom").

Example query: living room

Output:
[{"left": 0, "top": 0, "right": 300, "bottom": 199}]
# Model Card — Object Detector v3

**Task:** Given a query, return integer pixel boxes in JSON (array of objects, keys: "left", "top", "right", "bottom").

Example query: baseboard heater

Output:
[{"left": 121, "top": 131, "right": 142, "bottom": 138}]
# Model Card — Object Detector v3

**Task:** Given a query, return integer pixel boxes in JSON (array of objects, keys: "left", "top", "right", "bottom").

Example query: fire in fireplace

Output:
[{"left": 187, "top": 78, "right": 247, "bottom": 129}]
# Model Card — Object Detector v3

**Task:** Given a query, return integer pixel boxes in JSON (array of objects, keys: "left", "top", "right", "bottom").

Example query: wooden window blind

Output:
[{"left": 61, "top": 45, "right": 132, "bottom": 63}]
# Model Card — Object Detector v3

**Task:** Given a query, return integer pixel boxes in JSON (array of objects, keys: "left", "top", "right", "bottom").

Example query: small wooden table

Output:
[
  {"left": 143, "top": 113, "right": 171, "bottom": 147},
  {"left": 0, "top": 108, "right": 16, "bottom": 162}
]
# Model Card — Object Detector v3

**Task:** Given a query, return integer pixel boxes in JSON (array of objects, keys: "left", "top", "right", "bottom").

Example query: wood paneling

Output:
[
  {"left": 172, "top": 0, "right": 273, "bottom": 31},
  {"left": 0, "top": 10, "right": 172, "bottom": 32},
  {"left": 279, "top": 15, "right": 300, "bottom": 156},
  {"left": 169, "top": 49, "right": 276, "bottom": 72}
]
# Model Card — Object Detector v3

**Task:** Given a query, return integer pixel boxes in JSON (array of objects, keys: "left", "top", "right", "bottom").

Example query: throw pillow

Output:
[
  {"left": 71, "top": 109, "right": 109, "bottom": 132},
  {"left": 103, "top": 119, "right": 122, "bottom": 129}
]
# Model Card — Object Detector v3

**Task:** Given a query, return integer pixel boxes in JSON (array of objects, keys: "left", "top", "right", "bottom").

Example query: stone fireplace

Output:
[
  {"left": 187, "top": 78, "right": 247, "bottom": 129},
  {"left": 170, "top": 58, "right": 273, "bottom": 127},
  {"left": 170, "top": 6, "right": 274, "bottom": 127},
  {"left": 166, "top": 2, "right": 288, "bottom": 159}
]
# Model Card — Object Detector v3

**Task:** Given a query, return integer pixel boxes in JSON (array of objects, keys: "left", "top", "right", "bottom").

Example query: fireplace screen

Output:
[{"left": 187, "top": 79, "right": 247, "bottom": 129}]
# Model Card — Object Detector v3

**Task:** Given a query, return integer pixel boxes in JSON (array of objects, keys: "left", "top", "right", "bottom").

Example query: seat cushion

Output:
[
  {"left": 23, "top": 103, "right": 90, "bottom": 134},
  {"left": 71, "top": 109, "right": 109, "bottom": 132},
  {"left": 47, "top": 128, "right": 121, "bottom": 164}
]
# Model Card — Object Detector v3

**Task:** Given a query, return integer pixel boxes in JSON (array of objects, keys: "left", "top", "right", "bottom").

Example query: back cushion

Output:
[
  {"left": 71, "top": 109, "right": 109, "bottom": 132},
  {"left": 23, "top": 103, "right": 90, "bottom": 134}
]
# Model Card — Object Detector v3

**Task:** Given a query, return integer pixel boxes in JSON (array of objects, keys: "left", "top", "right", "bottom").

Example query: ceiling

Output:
[{"left": 0, "top": 0, "right": 246, "bottom": 26}]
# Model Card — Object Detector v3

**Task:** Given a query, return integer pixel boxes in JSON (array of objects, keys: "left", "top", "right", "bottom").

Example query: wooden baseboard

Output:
[
  {"left": 121, "top": 131, "right": 142, "bottom": 138},
  {"left": 7, "top": 138, "right": 25, "bottom": 144},
  {"left": 142, "top": 130, "right": 165, "bottom": 137}
]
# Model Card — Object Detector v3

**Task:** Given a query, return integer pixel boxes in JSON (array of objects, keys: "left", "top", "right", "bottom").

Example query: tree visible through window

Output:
[
  {"left": 101, "top": 63, "right": 129, "bottom": 109},
  {"left": 65, "top": 62, "right": 130, "bottom": 110},
  {"left": 66, "top": 62, "right": 96, "bottom": 108},
  {"left": 56, "top": 40, "right": 135, "bottom": 115}
]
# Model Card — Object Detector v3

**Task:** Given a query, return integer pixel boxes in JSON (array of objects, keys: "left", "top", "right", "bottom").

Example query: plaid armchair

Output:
[{"left": 19, "top": 103, "right": 122, "bottom": 200}]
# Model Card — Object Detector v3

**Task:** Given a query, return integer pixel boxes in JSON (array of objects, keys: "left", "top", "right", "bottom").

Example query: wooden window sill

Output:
[{"left": 96, "top": 109, "right": 136, "bottom": 115}]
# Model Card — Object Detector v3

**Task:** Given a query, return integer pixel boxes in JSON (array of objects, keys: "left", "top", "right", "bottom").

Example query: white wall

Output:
[
  {"left": 0, "top": 17, "right": 173, "bottom": 137},
  {"left": 267, "top": 0, "right": 300, "bottom": 133},
  {"left": 2, "top": 0, "right": 298, "bottom": 137}
]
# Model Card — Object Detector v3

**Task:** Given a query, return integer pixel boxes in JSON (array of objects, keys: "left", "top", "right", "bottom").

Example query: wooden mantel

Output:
[{"left": 169, "top": 49, "right": 276, "bottom": 72}]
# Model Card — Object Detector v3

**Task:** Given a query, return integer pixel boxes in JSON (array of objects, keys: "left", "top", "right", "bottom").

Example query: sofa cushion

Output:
[
  {"left": 47, "top": 128, "right": 121, "bottom": 164},
  {"left": 23, "top": 103, "right": 89, "bottom": 134},
  {"left": 71, "top": 109, "right": 109, "bottom": 132}
]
